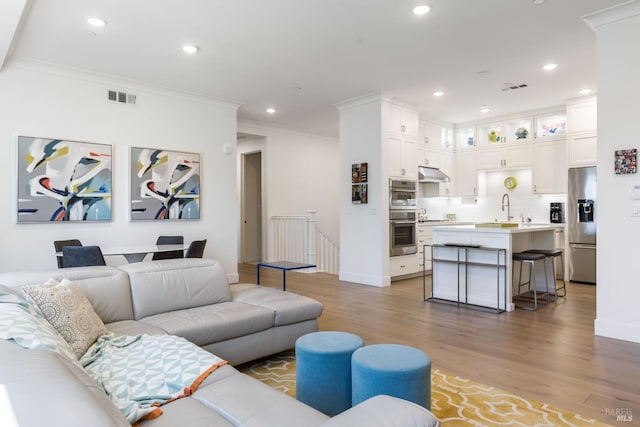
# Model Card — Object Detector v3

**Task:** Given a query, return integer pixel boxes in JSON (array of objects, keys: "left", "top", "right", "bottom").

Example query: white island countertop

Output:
[
  {"left": 428, "top": 224, "right": 559, "bottom": 312},
  {"left": 431, "top": 223, "right": 561, "bottom": 234}
]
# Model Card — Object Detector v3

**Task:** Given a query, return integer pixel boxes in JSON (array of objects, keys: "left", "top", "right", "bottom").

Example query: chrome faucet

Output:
[{"left": 501, "top": 193, "right": 514, "bottom": 222}]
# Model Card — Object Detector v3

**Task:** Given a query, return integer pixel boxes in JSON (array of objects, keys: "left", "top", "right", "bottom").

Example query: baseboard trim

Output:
[{"left": 595, "top": 318, "right": 640, "bottom": 343}]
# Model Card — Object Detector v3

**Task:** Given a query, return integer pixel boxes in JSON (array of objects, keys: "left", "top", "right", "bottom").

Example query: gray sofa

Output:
[{"left": 0, "top": 258, "right": 439, "bottom": 427}]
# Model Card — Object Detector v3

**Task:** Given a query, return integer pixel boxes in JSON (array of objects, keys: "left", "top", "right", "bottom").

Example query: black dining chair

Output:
[
  {"left": 62, "top": 246, "right": 106, "bottom": 268},
  {"left": 185, "top": 239, "right": 207, "bottom": 258},
  {"left": 152, "top": 235, "right": 184, "bottom": 260},
  {"left": 53, "top": 239, "right": 83, "bottom": 268}
]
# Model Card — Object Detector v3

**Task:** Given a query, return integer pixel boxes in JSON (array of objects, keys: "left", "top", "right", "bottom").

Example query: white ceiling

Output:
[{"left": 1, "top": 0, "right": 627, "bottom": 137}]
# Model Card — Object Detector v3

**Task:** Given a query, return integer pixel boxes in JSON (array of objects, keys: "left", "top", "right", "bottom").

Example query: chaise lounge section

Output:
[{"left": 0, "top": 258, "right": 439, "bottom": 426}]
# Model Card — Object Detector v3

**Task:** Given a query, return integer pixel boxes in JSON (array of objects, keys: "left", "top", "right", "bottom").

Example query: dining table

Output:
[{"left": 57, "top": 244, "right": 186, "bottom": 264}]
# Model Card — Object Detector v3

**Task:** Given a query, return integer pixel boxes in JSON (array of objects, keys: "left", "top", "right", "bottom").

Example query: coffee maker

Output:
[{"left": 550, "top": 202, "right": 565, "bottom": 223}]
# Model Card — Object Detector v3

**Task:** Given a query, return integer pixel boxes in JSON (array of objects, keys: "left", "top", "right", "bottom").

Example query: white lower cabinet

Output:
[
  {"left": 533, "top": 140, "right": 567, "bottom": 194},
  {"left": 390, "top": 225, "right": 434, "bottom": 280},
  {"left": 390, "top": 254, "right": 421, "bottom": 279},
  {"left": 417, "top": 225, "right": 433, "bottom": 270},
  {"left": 568, "top": 132, "right": 597, "bottom": 167}
]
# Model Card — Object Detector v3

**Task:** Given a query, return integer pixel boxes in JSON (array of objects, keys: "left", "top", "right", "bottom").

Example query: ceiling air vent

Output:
[
  {"left": 501, "top": 84, "right": 528, "bottom": 92},
  {"left": 107, "top": 89, "right": 137, "bottom": 104}
]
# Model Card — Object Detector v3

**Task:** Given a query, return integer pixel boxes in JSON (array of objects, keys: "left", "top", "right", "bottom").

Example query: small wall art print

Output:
[
  {"left": 351, "top": 162, "right": 368, "bottom": 204},
  {"left": 615, "top": 148, "right": 637, "bottom": 175},
  {"left": 130, "top": 147, "right": 200, "bottom": 220},
  {"left": 17, "top": 136, "right": 112, "bottom": 222}
]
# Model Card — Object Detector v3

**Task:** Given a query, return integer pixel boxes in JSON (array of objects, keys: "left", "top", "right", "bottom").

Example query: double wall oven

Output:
[{"left": 389, "top": 178, "right": 417, "bottom": 256}]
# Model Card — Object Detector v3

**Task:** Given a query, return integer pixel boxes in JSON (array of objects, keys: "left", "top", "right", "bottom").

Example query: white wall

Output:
[
  {"left": 0, "top": 60, "right": 240, "bottom": 279},
  {"left": 586, "top": 3, "right": 640, "bottom": 343},
  {"left": 337, "top": 95, "right": 388, "bottom": 286},
  {"left": 237, "top": 121, "right": 340, "bottom": 262}
]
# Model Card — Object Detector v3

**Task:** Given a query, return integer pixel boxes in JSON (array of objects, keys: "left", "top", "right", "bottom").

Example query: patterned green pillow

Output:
[{"left": 0, "top": 283, "right": 78, "bottom": 362}]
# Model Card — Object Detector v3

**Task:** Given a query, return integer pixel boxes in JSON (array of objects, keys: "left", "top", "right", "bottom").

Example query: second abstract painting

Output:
[{"left": 130, "top": 147, "right": 200, "bottom": 220}]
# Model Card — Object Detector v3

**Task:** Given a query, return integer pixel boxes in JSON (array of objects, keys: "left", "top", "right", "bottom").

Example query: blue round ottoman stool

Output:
[
  {"left": 351, "top": 344, "right": 431, "bottom": 410},
  {"left": 295, "top": 331, "right": 364, "bottom": 415}
]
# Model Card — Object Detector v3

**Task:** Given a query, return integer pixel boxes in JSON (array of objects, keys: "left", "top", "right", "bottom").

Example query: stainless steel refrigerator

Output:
[{"left": 567, "top": 167, "right": 596, "bottom": 284}]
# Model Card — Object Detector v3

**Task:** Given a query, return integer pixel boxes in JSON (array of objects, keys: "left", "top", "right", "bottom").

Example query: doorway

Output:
[{"left": 241, "top": 151, "right": 262, "bottom": 263}]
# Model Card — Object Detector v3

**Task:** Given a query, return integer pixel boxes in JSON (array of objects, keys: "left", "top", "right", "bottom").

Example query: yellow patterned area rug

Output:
[{"left": 238, "top": 351, "right": 612, "bottom": 427}]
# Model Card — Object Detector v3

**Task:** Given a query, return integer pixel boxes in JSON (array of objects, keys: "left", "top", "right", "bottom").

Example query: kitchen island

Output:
[{"left": 428, "top": 224, "right": 558, "bottom": 312}]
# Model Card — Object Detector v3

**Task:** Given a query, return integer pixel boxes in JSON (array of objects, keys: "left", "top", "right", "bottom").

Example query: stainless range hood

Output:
[{"left": 418, "top": 166, "right": 450, "bottom": 183}]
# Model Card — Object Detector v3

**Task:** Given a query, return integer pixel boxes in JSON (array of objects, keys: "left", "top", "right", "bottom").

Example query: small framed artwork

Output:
[
  {"left": 351, "top": 162, "right": 368, "bottom": 204},
  {"left": 130, "top": 147, "right": 201, "bottom": 220},
  {"left": 352, "top": 184, "right": 368, "bottom": 204},
  {"left": 17, "top": 136, "right": 112, "bottom": 222},
  {"left": 615, "top": 148, "right": 637, "bottom": 174}
]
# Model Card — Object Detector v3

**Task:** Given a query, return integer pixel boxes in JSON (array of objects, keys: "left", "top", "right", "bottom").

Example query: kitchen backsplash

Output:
[{"left": 418, "top": 169, "right": 567, "bottom": 223}]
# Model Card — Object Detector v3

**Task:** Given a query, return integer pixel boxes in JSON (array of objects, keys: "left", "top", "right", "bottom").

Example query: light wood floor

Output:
[{"left": 239, "top": 264, "right": 640, "bottom": 423}]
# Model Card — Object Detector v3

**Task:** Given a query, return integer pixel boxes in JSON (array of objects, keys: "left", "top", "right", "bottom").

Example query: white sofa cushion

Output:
[
  {"left": 231, "top": 283, "right": 324, "bottom": 326},
  {"left": 119, "top": 259, "right": 232, "bottom": 319},
  {"left": 140, "top": 302, "right": 275, "bottom": 346},
  {"left": 0, "top": 266, "right": 134, "bottom": 323},
  {"left": 0, "top": 339, "right": 129, "bottom": 427}
]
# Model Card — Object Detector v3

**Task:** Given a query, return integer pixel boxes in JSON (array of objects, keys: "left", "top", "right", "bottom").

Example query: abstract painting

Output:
[
  {"left": 130, "top": 147, "right": 200, "bottom": 220},
  {"left": 17, "top": 136, "right": 112, "bottom": 222}
]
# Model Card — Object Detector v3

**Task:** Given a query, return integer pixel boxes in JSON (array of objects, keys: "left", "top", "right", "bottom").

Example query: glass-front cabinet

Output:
[
  {"left": 535, "top": 112, "right": 567, "bottom": 139},
  {"left": 456, "top": 126, "right": 475, "bottom": 150},
  {"left": 469, "top": 110, "right": 566, "bottom": 147},
  {"left": 477, "top": 122, "right": 503, "bottom": 146},
  {"left": 505, "top": 117, "right": 533, "bottom": 142},
  {"left": 440, "top": 126, "right": 453, "bottom": 150}
]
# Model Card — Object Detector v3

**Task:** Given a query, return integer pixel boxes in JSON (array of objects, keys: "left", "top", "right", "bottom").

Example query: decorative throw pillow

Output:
[
  {"left": 23, "top": 278, "right": 108, "bottom": 358},
  {"left": 0, "top": 283, "right": 78, "bottom": 362}
]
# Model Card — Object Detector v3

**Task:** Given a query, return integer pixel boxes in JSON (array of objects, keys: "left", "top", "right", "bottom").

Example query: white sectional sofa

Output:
[{"left": 0, "top": 258, "right": 439, "bottom": 427}]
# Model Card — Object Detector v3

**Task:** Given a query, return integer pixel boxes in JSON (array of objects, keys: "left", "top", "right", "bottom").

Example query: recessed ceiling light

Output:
[
  {"left": 266, "top": 107, "right": 276, "bottom": 114},
  {"left": 579, "top": 88, "right": 593, "bottom": 95},
  {"left": 86, "top": 17, "right": 106, "bottom": 27},
  {"left": 532, "top": 0, "right": 546, "bottom": 4},
  {"left": 480, "top": 105, "right": 490, "bottom": 113},
  {"left": 413, "top": 5, "right": 431, "bottom": 15},
  {"left": 433, "top": 91, "right": 444, "bottom": 97},
  {"left": 182, "top": 45, "right": 199, "bottom": 54},
  {"left": 542, "top": 63, "right": 558, "bottom": 71}
]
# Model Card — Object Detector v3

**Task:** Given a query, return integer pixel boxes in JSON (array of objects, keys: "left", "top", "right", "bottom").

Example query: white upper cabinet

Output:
[
  {"left": 476, "top": 143, "right": 533, "bottom": 170},
  {"left": 567, "top": 97, "right": 597, "bottom": 167},
  {"left": 388, "top": 103, "right": 419, "bottom": 137},
  {"left": 419, "top": 119, "right": 453, "bottom": 150},
  {"left": 416, "top": 143, "right": 440, "bottom": 168},
  {"left": 568, "top": 132, "right": 597, "bottom": 167},
  {"left": 454, "top": 150, "right": 478, "bottom": 197},
  {"left": 439, "top": 151, "right": 454, "bottom": 196},
  {"left": 385, "top": 134, "right": 417, "bottom": 179},
  {"left": 533, "top": 140, "right": 568, "bottom": 194},
  {"left": 568, "top": 97, "right": 597, "bottom": 133}
]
